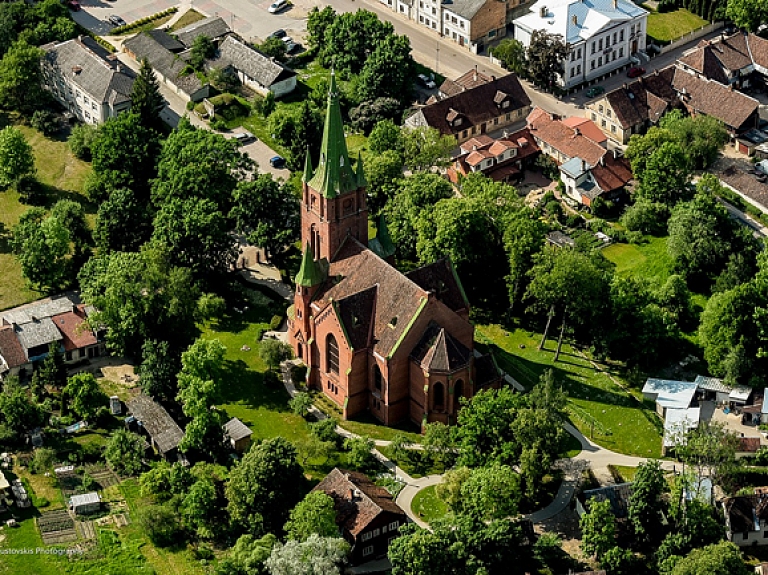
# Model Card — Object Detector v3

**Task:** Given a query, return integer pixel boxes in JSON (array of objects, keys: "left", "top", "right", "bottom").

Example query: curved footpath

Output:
[{"left": 280, "top": 361, "right": 678, "bottom": 528}]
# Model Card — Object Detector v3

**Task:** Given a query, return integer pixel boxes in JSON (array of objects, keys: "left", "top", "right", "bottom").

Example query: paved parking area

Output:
[
  {"left": 71, "top": 0, "right": 176, "bottom": 35},
  {"left": 224, "top": 128, "right": 291, "bottom": 180}
]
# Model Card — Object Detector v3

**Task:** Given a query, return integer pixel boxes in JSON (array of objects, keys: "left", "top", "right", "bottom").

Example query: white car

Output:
[
  {"left": 417, "top": 73, "right": 436, "bottom": 89},
  {"left": 268, "top": 0, "right": 288, "bottom": 13}
]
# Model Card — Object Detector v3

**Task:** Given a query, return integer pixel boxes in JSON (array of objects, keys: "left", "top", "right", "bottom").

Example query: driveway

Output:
[{"left": 71, "top": 0, "right": 177, "bottom": 35}]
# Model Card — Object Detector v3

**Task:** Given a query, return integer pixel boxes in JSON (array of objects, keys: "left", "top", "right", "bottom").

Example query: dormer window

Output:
[
  {"left": 503, "top": 100, "right": 509, "bottom": 108},
  {"left": 454, "top": 118, "right": 462, "bottom": 126}
]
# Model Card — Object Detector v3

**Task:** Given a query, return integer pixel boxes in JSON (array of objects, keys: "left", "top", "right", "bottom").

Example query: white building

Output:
[
  {"left": 41, "top": 37, "right": 134, "bottom": 125},
  {"left": 513, "top": 0, "right": 648, "bottom": 88}
]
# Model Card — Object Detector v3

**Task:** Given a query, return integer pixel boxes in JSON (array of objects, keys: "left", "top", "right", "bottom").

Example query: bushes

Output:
[
  {"left": 620, "top": 200, "right": 670, "bottom": 236},
  {"left": 269, "top": 315, "right": 283, "bottom": 330},
  {"left": 68, "top": 123, "right": 97, "bottom": 161},
  {"left": 110, "top": 7, "right": 178, "bottom": 35},
  {"left": 30, "top": 110, "right": 59, "bottom": 136}
]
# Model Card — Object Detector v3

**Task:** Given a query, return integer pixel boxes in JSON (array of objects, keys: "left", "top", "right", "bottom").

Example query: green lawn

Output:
[
  {"left": 168, "top": 8, "right": 206, "bottom": 32},
  {"left": 0, "top": 121, "right": 93, "bottom": 311},
  {"left": 645, "top": 8, "right": 708, "bottom": 43},
  {"left": 411, "top": 485, "right": 449, "bottom": 524},
  {"left": 477, "top": 325, "right": 662, "bottom": 457},
  {"left": 610, "top": 464, "right": 638, "bottom": 482},
  {"left": 603, "top": 236, "right": 673, "bottom": 288}
]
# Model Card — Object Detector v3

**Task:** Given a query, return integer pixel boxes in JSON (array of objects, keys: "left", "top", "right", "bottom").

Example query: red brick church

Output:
[{"left": 288, "top": 73, "right": 500, "bottom": 429}]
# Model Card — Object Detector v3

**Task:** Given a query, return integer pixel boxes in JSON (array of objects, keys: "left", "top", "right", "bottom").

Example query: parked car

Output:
[
  {"left": 233, "top": 132, "right": 256, "bottom": 145},
  {"left": 108, "top": 15, "right": 126, "bottom": 26},
  {"left": 282, "top": 36, "right": 299, "bottom": 53},
  {"left": 585, "top": 86, "right": 605, "bottom": 98},
  {"left": 270, "top": 156, "right": 286, "bottom": 168},
  {"left": 268, "top": 0, "right": 288, "bottom": 14},
  {"left": 627, "top": 66, "right": 646, "bottom": 78},
  {"left": 67, "top": 1, "right": 81, "bottom": 11},
  {"left": 417, "top": 73, "right": 436, "bottom": 89},
  {"left": 269, "top": 29, "right": 287, "bottom": 39}
]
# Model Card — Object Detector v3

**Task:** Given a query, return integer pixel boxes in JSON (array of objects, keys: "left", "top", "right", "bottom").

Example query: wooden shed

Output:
[{"left": 223, "top": 417, "right": 253, "bottom": 453}]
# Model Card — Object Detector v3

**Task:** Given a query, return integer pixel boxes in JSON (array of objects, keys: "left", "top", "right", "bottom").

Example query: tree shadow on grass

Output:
[{"left": 219, "top": 358, "right": 290, "bottom": 413}]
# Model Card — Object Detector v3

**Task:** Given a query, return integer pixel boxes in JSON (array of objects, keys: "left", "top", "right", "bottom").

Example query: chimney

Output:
[
  {"left": 502, "top": 130, "right": 508, "bottom": 138},
  {"left": 572, "top": 15, "right": 578, "bottom": 26},
  {"left": 581, "top": 159, "right": 586, "bottom": 171},
  {"left": 473, "top": 65, "right": 478, "bottom": 81},
  {"left": 613, "top": 0, "right": 617, "bottom": 8},
  {"left": 613, "top": 149, "right": 618, "bottom": 159},
  {"left": 574, "top": 127, "right": 580, "bottom": 136}
]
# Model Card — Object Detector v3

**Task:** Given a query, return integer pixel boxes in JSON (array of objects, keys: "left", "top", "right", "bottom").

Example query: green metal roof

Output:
[
  {"left": 294, "top": 243, "right": 325, "bottom": 287},
  {"left": 355, "top": 151, "right": 367, "bottom": 188},
  {"left": 302, "top": 148, "right": 314, "bottom": 184},
  {"left": 307, "top": 72, "right": 357, "bottom": 199},
  {"left": 369, "top": 214, "right": 396, "bottom": 260}
]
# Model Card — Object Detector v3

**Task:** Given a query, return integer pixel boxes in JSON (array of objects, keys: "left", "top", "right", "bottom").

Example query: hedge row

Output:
[{"left": 109, "top": 7, "right": 178, "bottom": 36}]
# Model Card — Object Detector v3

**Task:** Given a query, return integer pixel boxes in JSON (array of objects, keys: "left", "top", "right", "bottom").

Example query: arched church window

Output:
[
  {"left": 326, "top": 334, "right": 339, "bottom": 374},
  {"left": 433, "top": 382, "right": 445, "bottom": 411},
  {"left": 343, "top": 198, "right": 354, "bottom": 216}
]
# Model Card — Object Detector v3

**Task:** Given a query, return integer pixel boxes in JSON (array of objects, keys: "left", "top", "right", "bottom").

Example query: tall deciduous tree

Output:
[
  {"left": 726, "top": 0, "right": 768, "bottom": 31},
  {"left": 635, "top": 141, "right": 691, "bottom": 206},
  {"left": 357, "top": 34, "right": 414, "bottom": 106},
  {"left": 285, "top": 491, "right": 339, "bottom": 541},
  {"left": 526, "top": 31, "right": 567, "bottom": 90},
  {"left": 580, "top": 499, "right": 615, "bottom": 561},
  {"left": 455, "top": 387, "right": 522, "bottom": 468},
  {"left": 230, "top": 174, "right": 299, "bottom": 263},
  {"left": 401, "top": 126, "right": 455, "bottom": 172},
  {"left": 181, "top": 477, "right": 219, "bottom": 539},
  {"left": 12, "top": 207, "right": 72, "bottom": 291},
  {"left": 365, "top": 150, "right": 403, "bottom": 217},
  {"left": 226, "top": 436, "right": 304, "bottom": 536},
  {"left": 266, "top": 534, "right": 350, "bottom": 575},
  {"left": 627, "top": 460, "right": 669, "bottom": 548},
  {"left": 78, "top": 247, "right": 203, "bottom": 357},
  {"left": 368, "top": 120, "right": 403, "bottom": 155},
  {"left": 0, "top": 41, "right": 45, "bottom": 113},
  {"left": 0, "top": 377, "right": 44, "bottom": 441},
  {"left": 669, "top": 541, "right": 749, "bottom": 575},
  {"left": 64, "top": 372, "right": 108, "bottom": 421},
  {"left": 0, "top": 125, "right": 34, "bottom": 187},
  {"left": 460, "top": 463, "right": 521, "bottom": 521},
  {"left": 217, "top": 533, "right": 277, "bottom": 575},
  {"left": 492, "top": 38, "right": 527, "bottom": 76},
  {"left": 307, "top": 6, "right": 336, "bottom": 49},
  {"left": 320, "top": 10, "right": 394, "bottom": 74},
  {"left": 104, "top": 428, "right": 145, "bottom": 476},
  {"left": 138, "top": 339, "right": 180, "bottom": 401},
  {"left": 94, "top": 187, "right": 152, "bottom": 253},
  {"left": 131, "top": 57, "right": 165, "bottom": 131}
]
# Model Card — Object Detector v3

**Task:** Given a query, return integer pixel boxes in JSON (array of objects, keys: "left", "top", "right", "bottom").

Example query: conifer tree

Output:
[{"left": 131, "top": 58, "right": 164, "bottom": 131}]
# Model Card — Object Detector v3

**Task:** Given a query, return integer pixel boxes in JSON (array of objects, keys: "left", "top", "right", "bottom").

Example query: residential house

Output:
[
  {"left": 546, "top": 230, "right": 575, "bottom": 248},
  {"left": 559, "top": 153, "right": 632, "bottom": 207},
  {"left": 313, "top": 468, "right": 407, "bottom": 564},
  {"left": 0, "top": 293, "right": 103, "bottom": 376},
  {"left": 410, "top": 0, "right": 507, "bottom": 53},
  {"left": 576, "top": 482, "right": 633, "bottom": 518},
  {"left": 126, "top": 394, "right": 185, "bottom": 461},
  {"left": 448, "top": 128, "right": 540, "bottom": 183},
  {"left": 756, "top": 563, "right": 768, "bottom": 575},
  {"left": 662, "top": 405, "right": 700, "bottom": 455},
  {"left": 513, "top": 0, "right": 649, "bottom": 89},
  {"left": 694, "top": 375, "right": 732, "bottom": 404},
  {"left": 723, "top": 492, "right": 768, "bottom": 546},
  {"left": 677, "top": 32, "right": 768, "bottom": 88},
  {"left": 405, "top": 73, "right": 531, "bottom": 144},
  {"left": 439, "top": 67, "right": 494, "bottom": 99},
  {"left": 173, "top": 15, "right": 232, "bottom": 48},
  {"left": 69, "top": 492, "right": 101, "bottom": 515},
  {"left": 672, "top": 67, "right": 759, "bottom": 136},
  {"left": 123, "top": 30, "right": 211, "bottom": 102},
  {"left": 526, "top": 107, "right": 607, "bottom": 166},
  {"left": 223, "top": 417, "right": 253, "bottom": 453},
  {"left": 41, "top": 36, "right": 135, "bottom": 125},
  {"left": 289, "top": 74, "right": 500, "bottom": 427},
  {"left": 211, "top": 36, "right": 297, "bottom": 97},
  {"left": 586, "top": 66, "right": 679, "bottom": 144},
  {"left": 641, "top": 378, "right": 697, "bottom": 418},
  {"left": 378, "top": 0, "right": 414, "bottom": 19}
]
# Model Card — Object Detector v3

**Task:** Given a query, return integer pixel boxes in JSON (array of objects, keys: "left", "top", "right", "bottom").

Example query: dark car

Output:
[
  {"left": 269, "top": 29, "right": 287, "bottom": 39},
  {"left": 585, "top": 86, "right": 605, "bottom": 98},
  {"left": 67, "top": 1, "right": 81, "bottom": 11},
  {"left": 270, "top": 156, "right": 286, "bottom": 168},
  {"left": 627, "top": 66, "right": 646, "bottom": 78},
  {"left": 108, "top": 15, "right": 127, "bottom": 27}
]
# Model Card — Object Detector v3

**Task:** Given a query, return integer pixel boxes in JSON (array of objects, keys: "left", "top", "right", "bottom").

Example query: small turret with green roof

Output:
[
  {"left": 302, "top": 147, "right": 314, "bottom": 184},
  {"left": 307, "top": 71, "right": 360, "bottom": 199},
  {"left": 295, "top": 243, "right": 325, "bottom": 288},
  {"left": 355, "top": 151, "right": 367, "bottom": 188},
  {"left": 369, "top": 214, "right": 396, "bottom": 260}
]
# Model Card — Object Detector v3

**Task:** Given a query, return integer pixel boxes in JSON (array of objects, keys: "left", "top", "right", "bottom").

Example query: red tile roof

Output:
[
  {"left": 0, "top": 325, "right": 26, "bottom": 368},
  {"left": 591, "top": 154, "right": 633, "bottom": 193},
  {"left": 439, "top": 68, "right": 494, "bottom": 98},
  {"left": 603, "top": 66, "right": 679, "bottom": 130},
  {"left": 459, "top": 135, "right": 494, "bottom": 153},
  {"left": 313, "top": 468, "right": 406, "bottom": 536},
  {"left": 678, "top": 32, "right": 754, "bottom": 84},
  {"left": 52, "top": 308, "right": 97, "bottom": 352},
  {"left": 562, "top": 116, "right": 607, "bottom": 145},
  {"left": 527, "top": 108, "right": 606, "bottom": 166}
]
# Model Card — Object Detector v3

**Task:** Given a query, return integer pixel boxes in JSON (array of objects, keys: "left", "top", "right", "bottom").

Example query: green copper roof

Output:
[
  {"left": 307, "top": 72, "right": 357, "bottom": 199},
  {"left": 355, "top": 151, "right": 367, "bottom": 188},
  {"left": 302, "top": 148, "right": 314, "bottom": 183},
  {"left": 369, "top": 214, "right": 396, "bottom": 260},
  {"left": 295, "top": 243, "right": 324, "bottom": 287}
]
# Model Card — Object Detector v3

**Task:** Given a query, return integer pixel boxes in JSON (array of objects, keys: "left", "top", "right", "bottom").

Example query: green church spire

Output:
[
  {"left": 307, "top": 71, "right": 357, "bottom": 199},
  {"left": 302, "top": 147, "right": 314, "bottom": 183},
  {"left": 295, "top": 243, "right": 324, "bottom": 287},
  {"left": 355, "top": 151, "right": 367, "bottom": 188}
]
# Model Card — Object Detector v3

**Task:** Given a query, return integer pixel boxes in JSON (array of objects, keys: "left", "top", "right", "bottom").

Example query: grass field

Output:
[
  {"left": 477, "top": 325, "right": 662, "bottom": 457},
  {"left": 168, "top": 8, "right": 206, "bottom": 32},
  {"left": 411, "top": 485, "right": 449, "bottom": 524},
  {"left": 0, "top": 121, "right": 93, "bottom": 311},
  {"left": 603, "top": 236, "right": 673, "bottom": 287},
  {"left": 645, "top": 8, "right": 708, "bottom": 43}
]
